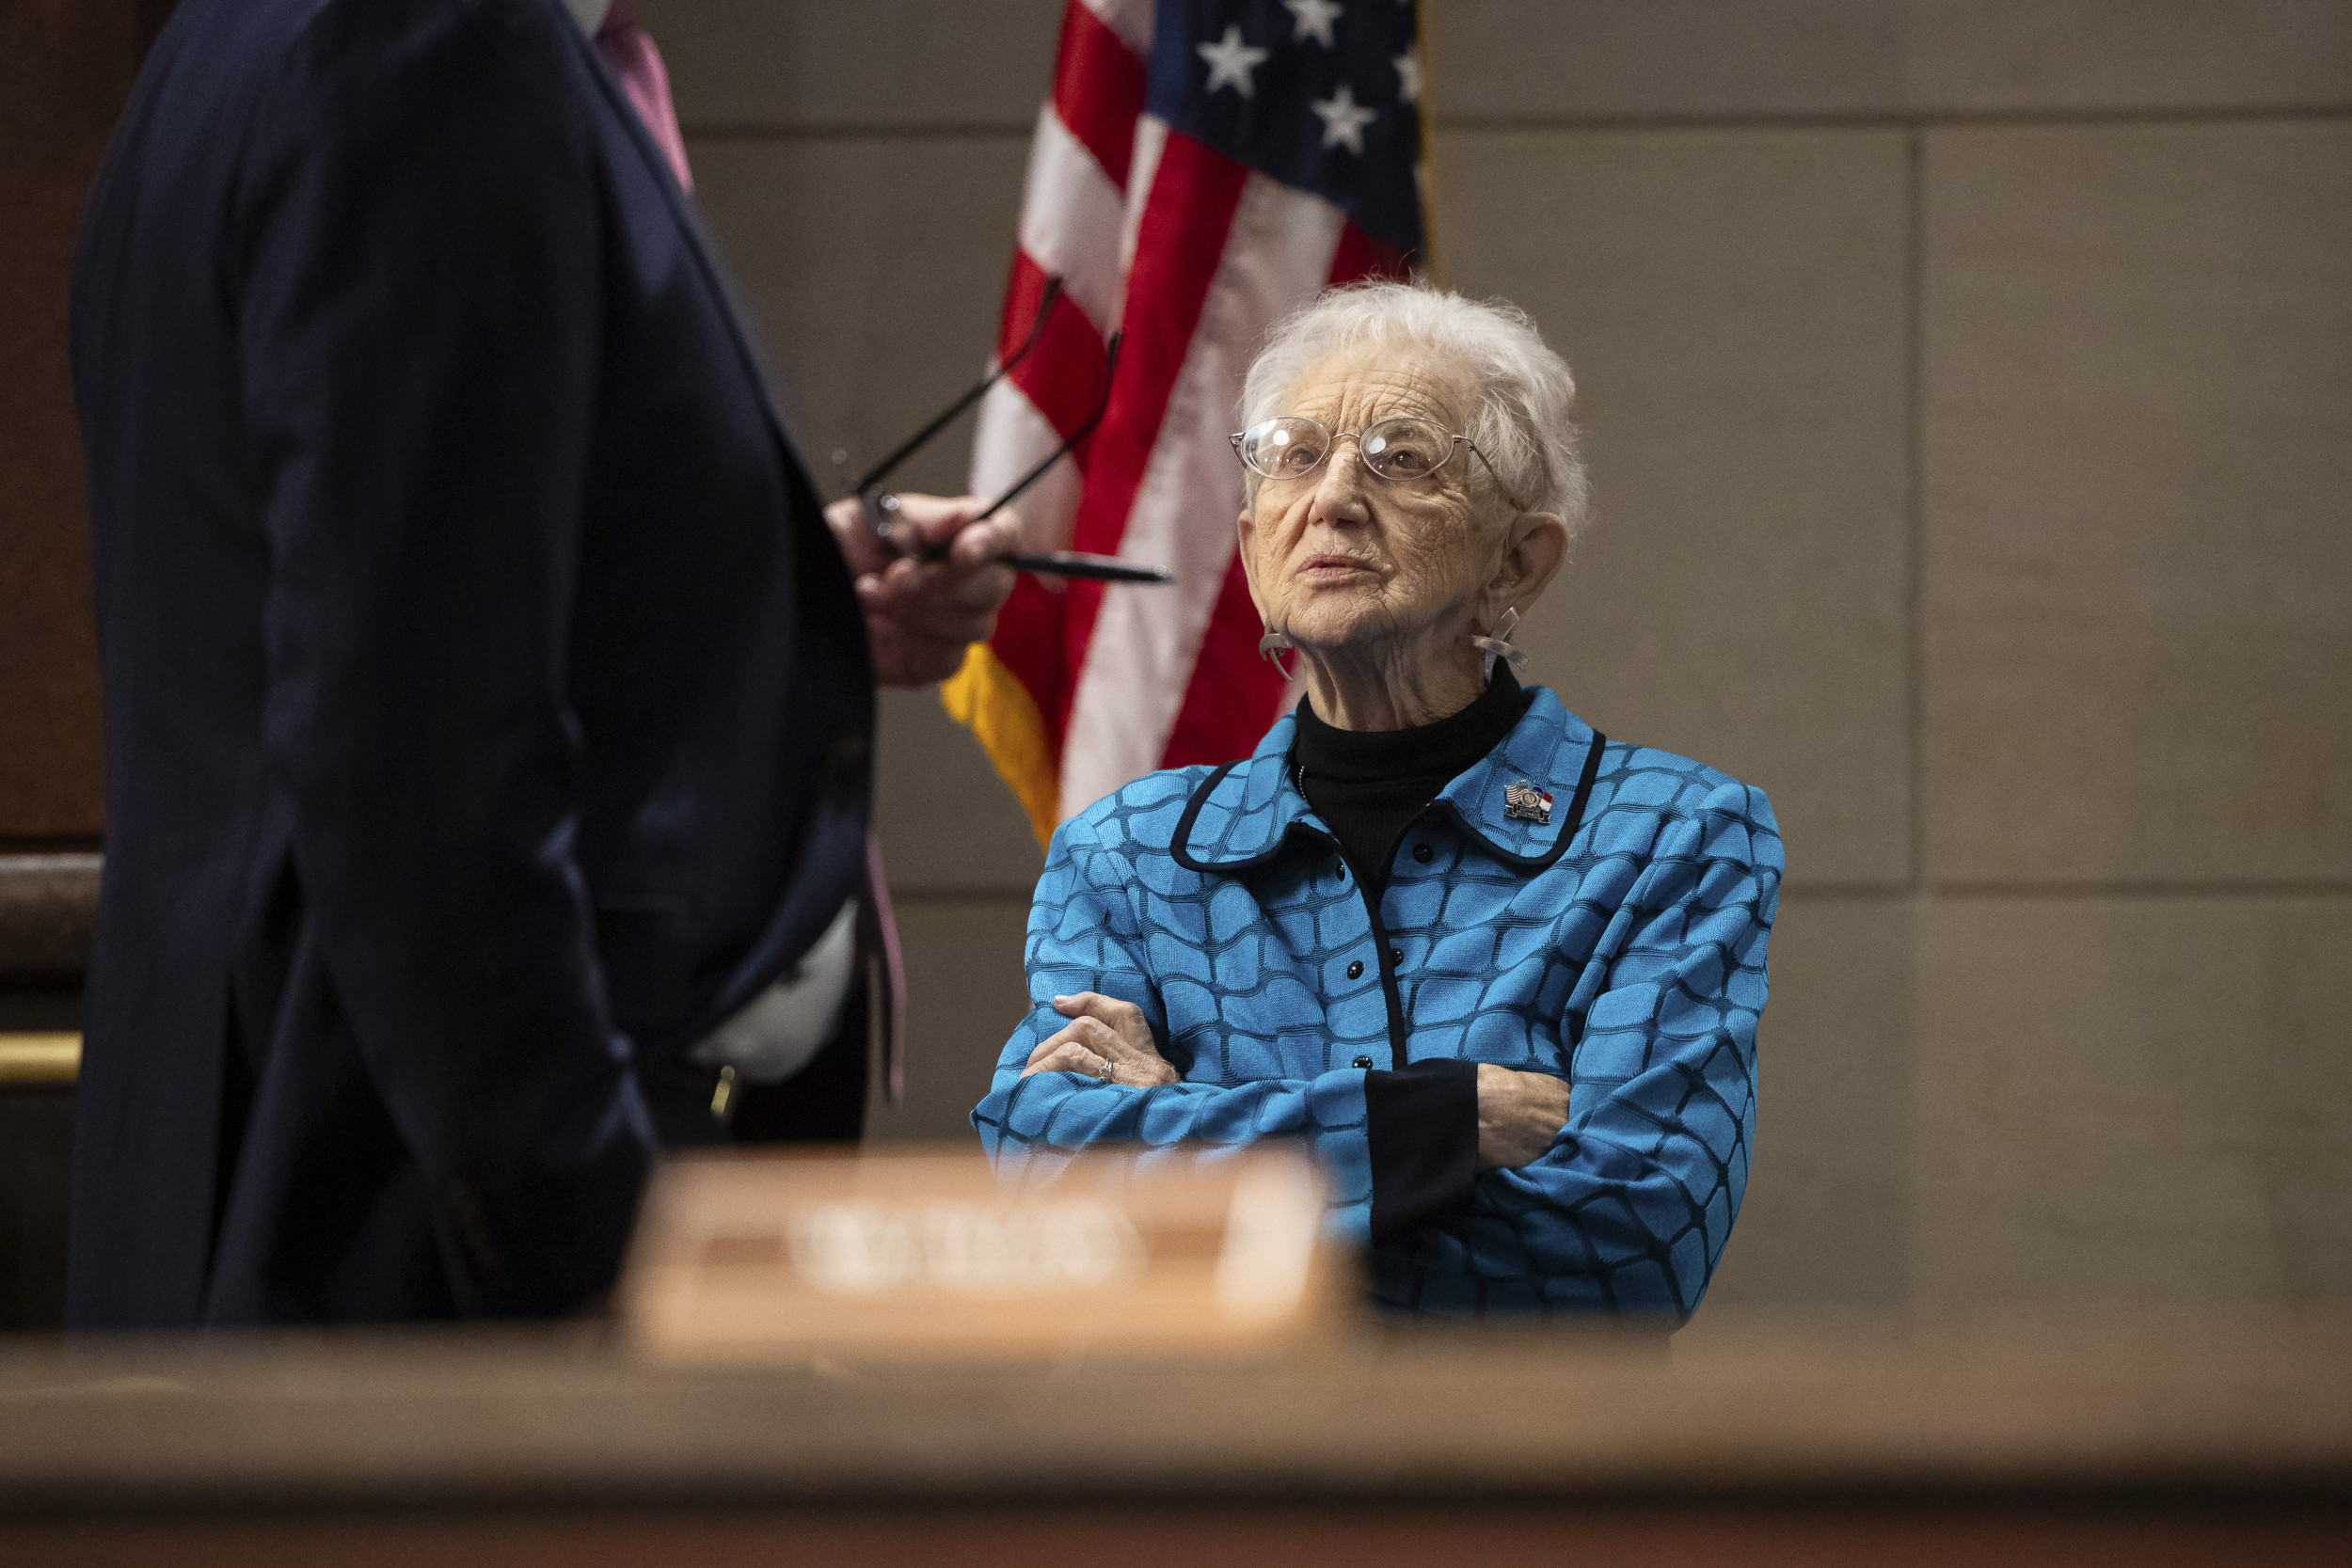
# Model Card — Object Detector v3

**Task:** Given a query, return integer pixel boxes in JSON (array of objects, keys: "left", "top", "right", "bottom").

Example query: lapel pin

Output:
[{"left": 1502, "top": 780, "right": 1554, "bottom": 825}]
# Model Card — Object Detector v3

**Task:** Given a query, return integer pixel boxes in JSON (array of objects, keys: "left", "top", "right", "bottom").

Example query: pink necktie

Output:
[{"left": 596, "top": 5, "right": 693, "bottom": 193}]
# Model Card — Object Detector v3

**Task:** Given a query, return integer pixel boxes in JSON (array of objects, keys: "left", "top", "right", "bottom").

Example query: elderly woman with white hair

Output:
[{"left": 971, "top": 283, "right": 1781, "bottom": 1320}]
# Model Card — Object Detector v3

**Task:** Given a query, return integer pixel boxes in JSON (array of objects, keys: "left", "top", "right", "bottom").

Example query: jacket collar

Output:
[
  {"left": 558, "top": 4, "right": 803, "bottom": 467},
  {"left": 1170, "top": 685, "right": 1604, "bottom": 875}
]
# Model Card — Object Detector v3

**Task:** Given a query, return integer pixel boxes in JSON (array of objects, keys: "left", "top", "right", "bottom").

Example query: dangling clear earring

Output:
[
  {"left": 1259, "top": 626, "right": 1295, "bottom": 682},
  {"left": 1470, "top": 607, "right": 1529, "bottom": 682}
]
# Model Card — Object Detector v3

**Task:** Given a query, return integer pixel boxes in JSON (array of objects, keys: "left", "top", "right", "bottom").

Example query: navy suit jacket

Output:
[{"left": 68, "top": 0, "right": 873, "bottom": 1325}]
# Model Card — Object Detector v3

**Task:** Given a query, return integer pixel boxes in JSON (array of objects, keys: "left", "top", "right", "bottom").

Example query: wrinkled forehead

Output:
[{"left": 1282, "top": 346, "right": 1473, "bottom": 431}]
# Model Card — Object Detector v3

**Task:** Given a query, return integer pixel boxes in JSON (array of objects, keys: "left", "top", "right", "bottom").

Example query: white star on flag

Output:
[
  {"left": 1197, "top": 24, "right": 1271, "bottom": 97},
  {"left": 1311, "top": 81, "right": 1377, "bottom": 153},
  {"left": 1283, "top": 0, "right": 1344, "bottom": 49},
  {"left": 1392, "top": 51, "right": 1421, "bottom": 103}
]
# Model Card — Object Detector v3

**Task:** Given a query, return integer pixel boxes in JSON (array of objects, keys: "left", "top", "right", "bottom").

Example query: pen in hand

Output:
[
  {"left": 1001, "top": 550, "right": 1174, "bottom": 584},
  {"left": 862, "top": 492, "right": 1173, "bottom": 584}
]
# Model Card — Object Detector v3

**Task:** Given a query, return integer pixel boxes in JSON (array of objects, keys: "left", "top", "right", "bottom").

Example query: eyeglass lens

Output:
[{"left": 1239, "top": 417, "right": 1455, "bottom": 484}]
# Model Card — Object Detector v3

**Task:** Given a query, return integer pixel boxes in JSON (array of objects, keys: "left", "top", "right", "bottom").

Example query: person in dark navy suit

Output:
[{"left": 67, "top": 0, "right": 1019, "bottom": 1326}]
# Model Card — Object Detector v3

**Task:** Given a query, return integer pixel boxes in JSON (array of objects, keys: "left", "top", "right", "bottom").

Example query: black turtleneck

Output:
[
  {"left": 1293, "top": 665, "right": 1528, "bottom": 892},
  {"left": 1290, "top": 666, "right": 1530, "bottom": 1242}
]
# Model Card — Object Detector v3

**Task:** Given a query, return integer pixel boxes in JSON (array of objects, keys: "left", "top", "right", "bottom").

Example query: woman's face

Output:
[{"left": 1237, "top": 347, "right": 1503, "bottom": 658}]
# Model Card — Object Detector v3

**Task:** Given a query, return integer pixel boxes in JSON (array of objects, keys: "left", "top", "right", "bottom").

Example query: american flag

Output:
[{"left": 946, "top": 0, "right": 1425, "bottom": 844}]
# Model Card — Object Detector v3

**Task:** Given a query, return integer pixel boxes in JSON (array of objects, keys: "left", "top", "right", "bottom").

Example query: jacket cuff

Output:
[{"left": 1364, "top": 1057, "right": 1478, "bottom": 1243}]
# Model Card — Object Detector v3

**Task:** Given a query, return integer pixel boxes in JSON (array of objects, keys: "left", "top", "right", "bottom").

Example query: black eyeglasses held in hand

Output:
[{"left": 852, "top": 277, "right": 1170, "bottom": 586}]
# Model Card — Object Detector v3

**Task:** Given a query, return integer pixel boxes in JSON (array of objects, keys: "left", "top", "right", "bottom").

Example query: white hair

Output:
[{"left": 1236, "top": 281, "right": 1589, "bottom": 538}]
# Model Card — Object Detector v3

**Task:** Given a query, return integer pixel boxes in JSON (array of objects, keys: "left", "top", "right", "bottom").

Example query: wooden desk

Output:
[{"left": 0, "top": 1314, "right": 2344, "bottom": 1563}]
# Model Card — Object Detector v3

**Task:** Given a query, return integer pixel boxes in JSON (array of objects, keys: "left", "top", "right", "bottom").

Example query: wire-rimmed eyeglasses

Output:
[
  {"left": 1229, "top": 415, "right": 1530, "bottom": 513},
  {"left": 851, "top": 277, "right": 1169, "bottom": 585}
]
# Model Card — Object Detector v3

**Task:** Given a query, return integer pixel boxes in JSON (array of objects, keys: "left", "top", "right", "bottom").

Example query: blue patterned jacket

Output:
[{"left": 972, "top": 686, "right": 1782, "bottom": 1319}]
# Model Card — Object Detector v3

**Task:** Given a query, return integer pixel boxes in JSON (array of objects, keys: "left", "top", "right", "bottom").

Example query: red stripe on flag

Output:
[
  {"left": 1057, "top": 135, "right": 1250, "bottom": 721},
  {"left": 998, "top": 249, "right": 1111, "bottom": 441},
  {"left": 1051, "top": 1, "right": 1146, "bottom": 189},
  {"left": 995, "top": 248, "right": 1057, "bottom": 365},
  {"left": 1327, "top": 221, "right": 1411, "bottom": 287},
  {"left": 1158, "top": 544, "right": 1286, "bottom": 769},
  {"left": 1071, "top": 135, "right": 1248, "bottom": 556},
  {"left": 987, "top": 571, "right": 1072, "bottom": 764}
]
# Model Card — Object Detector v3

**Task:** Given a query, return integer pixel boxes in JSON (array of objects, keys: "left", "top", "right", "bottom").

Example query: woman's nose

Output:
[{"left": 1308, "top": 440, "right": 1372, "bottom": 524}]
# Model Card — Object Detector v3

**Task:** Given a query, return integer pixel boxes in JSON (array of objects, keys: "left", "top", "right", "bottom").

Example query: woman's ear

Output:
[
  {"left": 1490, "top": 511, "right": 1569, "bottom": 618},
  {"left": 1235, "top": 505, "right": 1270, "bottom": 620}
]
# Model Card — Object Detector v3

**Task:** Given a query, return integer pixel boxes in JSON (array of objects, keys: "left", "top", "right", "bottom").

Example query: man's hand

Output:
[
  {"left": 1019, "top": 992, "right": 1180, "bottom": 1087},
  {"left": 1475, "top": 1063, "right": 1570, "bottom": 1170},
  {"left": 826, "top": 493, "right": 1022, "bottom": 687}
]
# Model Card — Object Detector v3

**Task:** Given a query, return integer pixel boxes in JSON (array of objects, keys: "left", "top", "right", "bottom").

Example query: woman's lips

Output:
[{"left": 1295, "top": 554, "right": 1380, "bottom": 580}]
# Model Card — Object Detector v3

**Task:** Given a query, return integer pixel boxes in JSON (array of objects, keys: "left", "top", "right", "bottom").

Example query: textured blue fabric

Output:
[{"left": 973, "top": 687, "right": 1782, "bottom": 1320}]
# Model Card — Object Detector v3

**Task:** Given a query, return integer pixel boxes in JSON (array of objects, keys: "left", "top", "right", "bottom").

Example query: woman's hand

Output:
[
  {"left": 1475, "top": 1063, "right": 1570, "bottom": 1170},
  {"left": 825, "top": 493, "right": 1022, "bottom": 687},
  {"left": 1019, "top": 992, "right": 1179, "bottom": 1087}
]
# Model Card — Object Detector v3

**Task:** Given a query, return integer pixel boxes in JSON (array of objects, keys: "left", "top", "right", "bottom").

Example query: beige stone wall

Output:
[{"left": 641, "top": 0, "right": 2352, "bottom": 1315}]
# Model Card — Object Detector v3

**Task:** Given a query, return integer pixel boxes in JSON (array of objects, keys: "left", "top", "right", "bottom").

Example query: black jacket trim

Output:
[
  {"left": 1169, "top": 760, "right": 1303, "bottom": 874},
  {"left": 1174, "top": 732, "right": 1609, "bottom": 878},
  {"left": 1352, "top": 846, "right": 1412, "bottom": 1063}
]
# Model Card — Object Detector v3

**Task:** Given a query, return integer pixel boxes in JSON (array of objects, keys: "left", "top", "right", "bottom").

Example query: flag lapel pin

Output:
[{"left": 1502, "top": 780, "right": 1554, "bottom": 825}]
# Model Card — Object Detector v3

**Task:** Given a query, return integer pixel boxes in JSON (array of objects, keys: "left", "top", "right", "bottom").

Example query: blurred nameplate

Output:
[{"left": 620, "top": 1144, "right": 1347, "bottom": 1361}]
